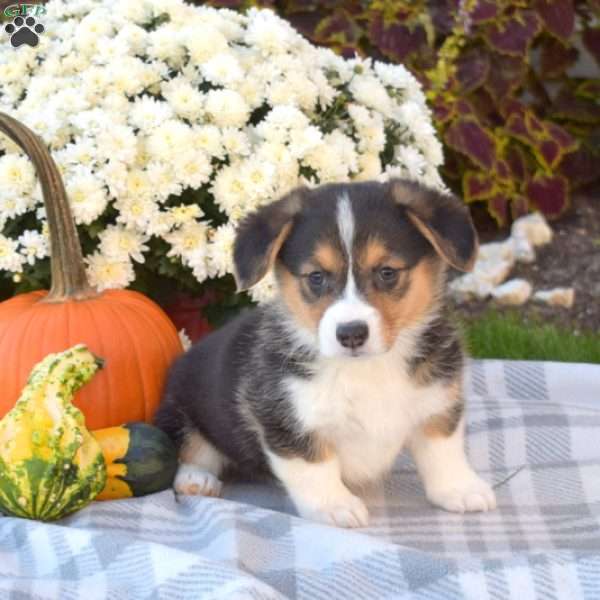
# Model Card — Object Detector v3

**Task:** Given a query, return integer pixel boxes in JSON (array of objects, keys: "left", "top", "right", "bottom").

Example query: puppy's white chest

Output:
[{"left": 287, "top": 356, "right": 450, "bottom": 485}]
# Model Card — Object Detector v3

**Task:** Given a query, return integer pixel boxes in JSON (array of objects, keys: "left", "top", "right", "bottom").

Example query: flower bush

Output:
[{"left": 0, "top": 0, "right": 444, "bottom": 307}]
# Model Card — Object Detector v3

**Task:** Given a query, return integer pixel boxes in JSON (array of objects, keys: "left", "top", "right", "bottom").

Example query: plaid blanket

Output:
[{"left": 1, "top": 360, "right": 600, "bottom": 599}]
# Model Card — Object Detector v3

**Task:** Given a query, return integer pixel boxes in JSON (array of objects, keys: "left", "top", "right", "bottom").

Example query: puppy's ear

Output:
[
  {"left": 233, "top": 188, "right": 306, "bottom": 291},
  {"left": 388, "top": 179, "right": 478, "bottom": 272}
]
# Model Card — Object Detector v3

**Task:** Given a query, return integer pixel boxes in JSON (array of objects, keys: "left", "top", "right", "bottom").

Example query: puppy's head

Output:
[{"left": 234, "top": 179, "right": 477, "bottom": 358}]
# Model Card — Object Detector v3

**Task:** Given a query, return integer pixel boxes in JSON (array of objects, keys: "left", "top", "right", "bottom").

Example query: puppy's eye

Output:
[
  {"left": 308, "top": 271, "right": 326, "bottom": 288},
  {"left": 377, "top": 266, "right": 400, "bottom": 283}
]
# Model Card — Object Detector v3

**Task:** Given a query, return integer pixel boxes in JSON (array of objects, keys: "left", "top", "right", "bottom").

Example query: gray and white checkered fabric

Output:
[{"left": 2, "top": 360, "right": 600, "bottom": 599}]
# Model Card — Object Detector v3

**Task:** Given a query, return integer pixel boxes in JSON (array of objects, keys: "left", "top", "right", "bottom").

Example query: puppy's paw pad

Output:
[
  {"left": 304, "top": 495, "right": 369, "bottom": 528},
  {"left": 428, "top": 475, "right": 496, "bottom": 513},
  {"left": 174, "top": 466, "right": 222, "bottom": 497}
]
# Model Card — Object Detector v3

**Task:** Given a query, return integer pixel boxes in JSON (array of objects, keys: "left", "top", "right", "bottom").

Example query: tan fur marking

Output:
[
  {"left": 359, "top": 238, "right": 407, "bottom": 272},
  {"left": 422, "top": 379, "right": 464, "bottom": 437},
  {"left": 313, "top": 242, "right": 344, "bottom": 274},
  {"left": 365, "top": 258, "right": 441, "bottom": 349},
  {"left": 277, "top": 265, "right": 333, "bottom": 333},
  {"left": 306, "top": 438, "right": 334, "bottom": 463}
]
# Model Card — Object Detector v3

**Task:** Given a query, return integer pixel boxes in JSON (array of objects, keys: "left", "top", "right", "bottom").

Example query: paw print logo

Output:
[{"left": 4, "top": 16, "right": 45, "bottom": 48}]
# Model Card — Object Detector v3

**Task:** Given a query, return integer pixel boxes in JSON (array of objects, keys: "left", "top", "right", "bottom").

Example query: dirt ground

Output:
[{"left": 450, "top": 193, "right": 600, "bottom": 334}]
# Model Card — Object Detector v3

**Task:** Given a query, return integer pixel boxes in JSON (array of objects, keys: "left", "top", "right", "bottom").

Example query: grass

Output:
[{"left": 459, "top": 311, "right": 600, "bottom": 364}]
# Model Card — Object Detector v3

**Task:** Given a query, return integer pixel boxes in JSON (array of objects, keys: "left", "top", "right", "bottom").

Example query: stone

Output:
[
  {"left": 448, "top": 274, "right": 493, "bottom": 303},
  {"left": 511, "top": 235, "right": 536, "bottom": 263},
  {"left": 477, "top": 240, "right": 515, "bottom": 263},
  {"left": 511, "top": 213, "right": 553, "bottom": 247},
  {"left": 473, "top": 258, "right": 514, "bottom": 286},
  {"left": 491, "top": 279, "right": 532, "bottom": 305},
  {"left": 472, "top": 240, "right": 515, "bottom": 286},
  {"left": 532, "top": 287, "right": 575, "bottom": 308}
]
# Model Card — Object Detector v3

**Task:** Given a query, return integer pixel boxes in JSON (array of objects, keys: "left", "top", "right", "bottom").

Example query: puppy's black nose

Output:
[{"left": 336, "top": 321, "right": 369, "bottom": 349}]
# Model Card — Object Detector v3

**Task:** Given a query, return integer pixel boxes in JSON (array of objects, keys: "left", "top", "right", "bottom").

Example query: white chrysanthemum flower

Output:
[
  {"left": 77, "top": 12, "right": 113, "bottom": 40},
  {"left": 146, "top": 161, "right": 183, "bottom": 200},
  {"left": 113, "top": 0, "right": 153, "bottom": 24},
  {"left": 57, "top": 138, "right": 98, "bottom": 169},
  {"left": 66, "top": 169, "right": 109, "bottom": 225},
  {"left": 422, "top": 166, "right": 448, "bottom": 191},
  {"left": 147, "top": 209, "right": 174, "bottom": 237},
  {"left": 97, "top": 159, "right": 128, "bottom": 198},
  {"left": 162, "top": 77, "right": 204, "bottom": 121},
  {"left": 180, "top": 153, "right": 212, "bottom": 190},
  {"left": 267, "top": 72, "right": 318, "bottom": 111},
  {"left": 115, "top": 23, "right": 149, "bottom": 54},
  {"left": 221, "top": 127, "right": 250, "bottom": 157},
  {"left": 287, "top": 126, "right": 323, "bottom": 159},
  {"left": 242, "top": 158, "right": 277, "bottom": 204},
  {"left": 115, "top": 195, "right": 158, "bottom": 230},
  {"left": 375, "top": 61, "right": 425, "bottom": 104},
  {"left": 303, "top": 131, "right": 357, "bottom": 182},
  {"left": 421, "top": 136, "right": 444, "bottom": 167},
  {"left": 169, "top": 204, "right": 204, "bottom": 227},
  {"left": 101, "top": 92, "right": 132, "bottom": 118},
  {"left": 349, "top": 74, "right": 393, "bottom": 117},
  {"left": 235, "top": 76, "right": 265, "bottom": 109},
  {"left": 98, "top": 225, "right": 149, "bottom": 263},
  {"left": 69, "top": 107, "right": 116, "bottom": 133},
  {"left": 192, "top": 125, "right": 224, "bottom": 158},
  {"left": 105, "top": 57, "right": 149, "bottom": 96},
  {"left": 0, "top": 154, "right": 35, "bottom": 196},
  {"left": 207, "top": 223, "right": 236, "bottom": 278},
  {"left": 147, "top": 26, "right": 185, "bottom": 65},
  {"left": 146, "top": 119, "right": 192, "bottom": 163},
  {"left": 96, "top": 124, "right": 138, "bottom": 163},
  {"left": 0, "top": 234, "right": 24, "bottom": 273},
  {"left": 202, "top": 52, "right": 243, "bottom": 86},
  {"left": 0, "top": 191, "right": 35, "bottom": 220},
  {"left": 398, "top": 101, "right": 437, "bottom": 147},
  {"left": 395, "top": 145, "right": 427, "bottom": 180},
  {"left": 211, "top": 164, "right": 248, "bottom": 220},
  {"left": 129, "top": 96, "right": 174, "bottom": 131},
  {"left": 245, "top": 9, "right": 296, "bottom": 55},
  {"left": 166, "top": 221, "right": 208, "bottom": 271},
  {"left": 205, "top": 89, "right": 249, "bottom": 128},
  {"left": 356, "top": 153, "right": 382, "bottom": 181},
  {"left": 124, "top": 168, "right": 153, "bottom": 202},
  {"left": 81, "top": 66, "right": 111, "bottom": 102},
  {"left": 86, "top": 252, "right": 136, "bottom": 291},
  {"left": 248, "top": 270, "right": 277, "bottom": 303},
  {"left": 256, "top": 105, "right": 309, "bottom": 141},
  {"left": 185, "top": 24, "right": 229, "bottom": 64},
  {"left": 18, "top": 230, "right": 49, "bottom": 265}
]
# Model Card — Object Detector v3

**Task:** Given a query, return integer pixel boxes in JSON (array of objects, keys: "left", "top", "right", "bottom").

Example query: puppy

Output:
[{"left": 154, "top": 179, "right": 496, "bottom": 528}]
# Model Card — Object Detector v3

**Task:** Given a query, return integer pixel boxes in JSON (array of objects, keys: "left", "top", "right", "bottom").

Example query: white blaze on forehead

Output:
[
  {"left": 336, "top": 193, "right": 355, "bottom": 265},
  {"left": 336, "top": 193, "right": 358, "bottom": 299}
]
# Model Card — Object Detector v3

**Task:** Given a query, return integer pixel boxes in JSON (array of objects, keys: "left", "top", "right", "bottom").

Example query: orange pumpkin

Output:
[{"left": 0, "top": 113, "right": 183, "bottom": 429}]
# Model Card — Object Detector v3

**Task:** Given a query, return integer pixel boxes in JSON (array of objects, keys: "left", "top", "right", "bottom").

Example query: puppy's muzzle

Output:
[{"left": 336, "top": 320, "right": 369, "bottom": 349}]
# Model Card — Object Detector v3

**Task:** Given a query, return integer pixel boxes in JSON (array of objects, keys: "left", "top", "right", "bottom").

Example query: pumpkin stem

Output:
[{"left": 0, "top": 113, "right": 98, "bottom": 302}]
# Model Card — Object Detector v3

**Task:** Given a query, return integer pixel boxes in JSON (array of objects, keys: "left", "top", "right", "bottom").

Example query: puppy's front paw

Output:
[
  {"left": 427, "top": 471, "right": 496, "bottom": 513},
  {"left": 174, "top": 464, "right": 223, "bottom": 497},
  {"left": 299, "top": 493, "right": 369, "bottom": 528}
]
